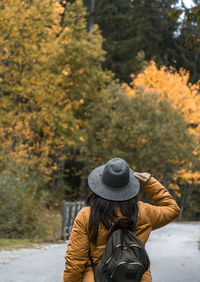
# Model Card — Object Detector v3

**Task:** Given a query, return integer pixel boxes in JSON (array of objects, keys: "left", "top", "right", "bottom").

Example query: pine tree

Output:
[
  {"left": 83, "top": 0, "right": 178, "bottom": 82},
  {"left": 173, "top": 25, "right": 200, "bottom": 83},
  {"left": 172, "top": 0, "right": 200, "bottom": 83}
]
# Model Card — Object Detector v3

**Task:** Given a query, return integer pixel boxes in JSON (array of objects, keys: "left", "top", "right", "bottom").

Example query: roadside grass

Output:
[
  {"left": 0, "top": 238, "right": 42, "bottom": 251},
  {"left": 0, "top": 209, "right": 62, "bottom": 251},
  {"left": 40, "top": 209, "right": 62, "bottom": 243}
]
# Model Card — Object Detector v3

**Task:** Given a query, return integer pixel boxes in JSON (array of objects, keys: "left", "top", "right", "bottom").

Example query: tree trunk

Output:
[{"left": 88, "top": 0, "right": 95, "bottom": 31}]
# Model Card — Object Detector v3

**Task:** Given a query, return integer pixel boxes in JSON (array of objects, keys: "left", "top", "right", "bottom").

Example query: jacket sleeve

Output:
[
  {"left": 142, "top": 177, "right": 180, "bottom": 230},
  {"left": 63, "top": 208, "right": 89, "bottom": 282}
]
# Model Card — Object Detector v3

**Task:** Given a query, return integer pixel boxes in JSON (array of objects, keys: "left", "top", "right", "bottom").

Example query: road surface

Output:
[{"left": 0, "top": 222, "right": 199, "bottom": 282}]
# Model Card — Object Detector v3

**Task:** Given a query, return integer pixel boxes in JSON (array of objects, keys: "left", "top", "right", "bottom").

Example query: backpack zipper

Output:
[
  {"left": 110, "top": 261, "right": 143, "bottom": 278},
  {"left": 106, "top": 244, "right": 141, "bottom": 264}
]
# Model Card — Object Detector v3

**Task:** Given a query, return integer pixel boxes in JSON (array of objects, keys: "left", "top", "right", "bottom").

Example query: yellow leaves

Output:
[
  {"left": 169, "top": 183, "right": 180, "bottom": 190},
  {"left": 69, "top": 81, "right": 74, "bottom": 86},
  {"left": 57, "top": 27, "right": 71, "bottom": 44},
  {"left": 130, "top": 164, "right": 136, "bottom": 170},
  {"left": 62, "top": 70, "right": 69, "bottom": 76},
  {"left": 14, "top": 121, "right": 24, "bottom": 131},
  {"left": 42, "top": 126, "right": 50, "bottom": 136},
  {"left": 175, "top": 191, "right": 182, "bottom": 198},
  {"left": 169, "top": 182, "right": 183, "bottom": 198},
  {"left": 123, "top": 83, "right": 135, "bottom": 97},
  {"left": 34, "top": 94, "right": 42, "bottom": 103},
  {"left": 138, "top": 138, "right": 148, "bottom": 146},
  {"left": 79, "top": 136, "right": 85, "bottom": 142},
  {"left": 64, "top": 104, "right": 72, "bottom": 110},
  {"left": 173, "top": 168, "right": 200, "bottom": 185},
  {"left": 69, "top": 127, "right": 75, "bottom": 132},
  {"left": 126, "top": 61, "right": 200, "bottom": 188},
  {"left": 67, "top": 140, "right": 76, "bottom": 146},
  {"left": 62, "top": 64, "right": 71, "bottom": 76},
  {"left": 102, "top": 138, "right": 107, "bottom": 149},
  {"left": 78, "top": 68, "right": 84, "bottom": 74},
  {"left": 128, "top": 60, "right": 200, "bottom": 130},
  {"left": 57, "top": 144, "right": 65, "bottom": 150},
  {"left": 126, "top": 61, "right": 200, "bottom": 162},
  {"left": 63, "top": 27, "right": 70, "bottom": 33},
  {"left": 54, "top": 1, "right": 65, "bottom": 15},
  {"left": 0, "top": 0, "right": 91, "bottom": 184}
]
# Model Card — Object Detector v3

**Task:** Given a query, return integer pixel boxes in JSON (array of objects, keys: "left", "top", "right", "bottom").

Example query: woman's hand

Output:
[{"left": 134, "top": 172, "right": 151, "bottom": 183}]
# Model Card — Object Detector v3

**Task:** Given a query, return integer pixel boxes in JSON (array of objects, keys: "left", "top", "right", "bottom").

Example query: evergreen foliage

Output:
[
  {"left": 82, "top": 0, "right": 200, "bottom": 83},
  {"left": 173, "top": 0, "right": 200, "bottom": 83},
  {"left": 83, "top": 0, "right": 178, "bottom": 82}
]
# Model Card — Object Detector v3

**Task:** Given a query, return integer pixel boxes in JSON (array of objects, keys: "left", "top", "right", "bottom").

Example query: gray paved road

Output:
[
  {"left": 146, "top": 223, "right": 200, "bottom": 282},
  {"left": 0, "top": 223, "right": 199, "bottom": 282},
  {"left": 0, "top": 244, "right": 66, "bottom": 282}
]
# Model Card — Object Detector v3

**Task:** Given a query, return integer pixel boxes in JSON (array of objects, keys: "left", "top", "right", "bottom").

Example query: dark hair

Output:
[{"left": 86, "top": 191, "right": 138, "bottom": 244}]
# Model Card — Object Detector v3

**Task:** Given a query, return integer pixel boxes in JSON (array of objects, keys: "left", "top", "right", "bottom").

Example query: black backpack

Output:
[{"left": 89, "top": 229, "right": 150, "bottom": 282}]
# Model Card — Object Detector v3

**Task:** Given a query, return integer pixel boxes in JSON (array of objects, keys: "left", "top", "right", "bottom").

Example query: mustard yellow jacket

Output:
[{"left": 63, "top": 177, "right": 180, "bottom": 282}]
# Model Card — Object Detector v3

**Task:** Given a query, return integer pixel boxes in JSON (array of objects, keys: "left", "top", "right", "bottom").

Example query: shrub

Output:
[{"left": 0, "top": 160, "right": 46, "bottom": 238}]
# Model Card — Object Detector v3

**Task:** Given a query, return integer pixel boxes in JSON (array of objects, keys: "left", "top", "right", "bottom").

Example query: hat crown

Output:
[{"left": 102, "top": 158, "right": 129, "bottom": 188}]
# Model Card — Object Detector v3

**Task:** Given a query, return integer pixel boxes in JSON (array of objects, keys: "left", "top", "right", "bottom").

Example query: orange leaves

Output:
[
  {"left": 79, "top": 136, "right": 85, "bottom": 142},
  {"left": 127, "top": 61, "right": 200, "bottom": 132},
  {"left": 168, "top": 183, "right": 181, "bottom": 198},
  {"left": 125, "top": 61, "right": 200, "bottom": 188},
  {"left": 169, "top": 183, "right": 180, "bottom": 190},
  {"left": 173, "top": 169, "right": 200, "bottom": 185},
  {"left": 54, "top": 1, "right": 65, "bottom": 15},
  {"left": 0, "top": 0, "right": 112, "bottom": 188}
]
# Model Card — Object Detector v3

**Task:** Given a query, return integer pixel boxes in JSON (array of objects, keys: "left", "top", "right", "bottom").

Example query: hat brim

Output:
[{"left": 88, "top": 165, "right": 140, "bottom": 201}]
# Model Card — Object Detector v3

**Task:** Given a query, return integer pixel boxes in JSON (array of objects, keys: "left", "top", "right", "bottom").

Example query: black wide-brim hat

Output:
[{"left": 88, "top": 158, "right": 140, "bottom": 201}]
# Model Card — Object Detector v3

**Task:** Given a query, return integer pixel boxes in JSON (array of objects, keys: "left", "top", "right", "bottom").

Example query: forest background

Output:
[{"left": 0, "top": 0, "right": 199, "bottom": 241}]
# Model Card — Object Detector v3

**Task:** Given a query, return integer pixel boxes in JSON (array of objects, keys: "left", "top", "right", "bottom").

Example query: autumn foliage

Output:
[
  {"left": 126, "top": 61, "right": 200, "bottom": 134},
  {"left": 0, "top": 0, "right": 199, "bottom": 238},
  {"left": 124, "top": 61, "right": 200, "bottom": 208},
  {"left": 0, "top": 0, "right": 109, "bottom": 182}
]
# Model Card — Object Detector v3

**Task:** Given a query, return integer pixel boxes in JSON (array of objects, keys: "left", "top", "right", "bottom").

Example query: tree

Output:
[
  {"left": 173, "top": 0, "right": 200, "bottom": 83},
  {"left": 52, "top": 0, "right": 114, "bottom": 197},
  {"left": 173, "top": 25, "right": 200, "bottom": 83},
  {"left": 82, "top": 0, "right": 178, "bottom": 82},
  {"left": 0, "top": 0, "right": 115, "bottom": 203},
  {"left": 128, "top": 61, "right": 200, "bottom": 133},
  {"left": 0, "top": 0, "right": 78, "bottom": 182},
  {"left": 77, "top": 80, "right": 195, "bottom": 199},
  {"left": 125, "top": 61, "right": 200, "bottom": 218}
]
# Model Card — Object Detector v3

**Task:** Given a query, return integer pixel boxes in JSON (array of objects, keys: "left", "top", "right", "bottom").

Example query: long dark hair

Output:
[{"left": 86, "top": 191, "right": 138, "bottom": 244}]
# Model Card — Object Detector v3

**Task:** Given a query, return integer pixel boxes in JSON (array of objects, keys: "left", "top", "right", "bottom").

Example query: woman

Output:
[{"left": 63, "top": 157, "right": 180, "bottom": 282}]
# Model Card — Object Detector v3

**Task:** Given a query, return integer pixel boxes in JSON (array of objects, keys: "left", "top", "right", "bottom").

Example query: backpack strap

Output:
[
  {"left": 89, "top": 249, "right": 96, "bottom": 282},
  {"left": 89, "top": 250, "right": 113, "bottom": 282}
]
